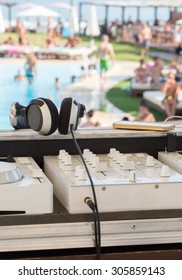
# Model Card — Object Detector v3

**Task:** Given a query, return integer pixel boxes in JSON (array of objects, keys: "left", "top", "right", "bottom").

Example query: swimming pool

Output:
[{"left": 0, "top": 60, "right": 81, "bottom": 129}]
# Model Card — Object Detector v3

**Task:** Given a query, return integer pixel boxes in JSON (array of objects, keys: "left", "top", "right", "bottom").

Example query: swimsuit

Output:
[
  {"left": 25, "top": 70, "right": 33, "bottom": 78},
  {"left": 100, "top": 59, "right": 110, "bottom": 71}
]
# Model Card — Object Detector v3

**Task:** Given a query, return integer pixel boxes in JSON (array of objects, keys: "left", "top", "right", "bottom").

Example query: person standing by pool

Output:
[
  {"left": 140, "top": 23, "right": 152, "bottom": 58},
  {"left": 97, "top": 34, "right": 115, "bottom": 83},
  {"left": 24, "top": 54, "right": 37, "bottom": 84}
]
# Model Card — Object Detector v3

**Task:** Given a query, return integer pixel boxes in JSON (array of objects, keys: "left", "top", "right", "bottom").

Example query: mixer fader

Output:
[{"left": 44, "top": 149, "right": 182, "bottom": 214}]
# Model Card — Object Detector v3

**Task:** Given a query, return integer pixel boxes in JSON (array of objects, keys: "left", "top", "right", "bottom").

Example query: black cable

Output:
[
  {"left": 70, "top": 126, "right": 101, "bottom": 259},
  {"left": 84, "top": 197, "right": 98, "bottom": 254},
  {"left": 70, "top": 125, "right": 101, "bottom": 259}
]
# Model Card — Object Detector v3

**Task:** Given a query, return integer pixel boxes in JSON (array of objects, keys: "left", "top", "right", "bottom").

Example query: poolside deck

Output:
[{"left": 59, "top": 60, "right": 138, "bottom": 126}]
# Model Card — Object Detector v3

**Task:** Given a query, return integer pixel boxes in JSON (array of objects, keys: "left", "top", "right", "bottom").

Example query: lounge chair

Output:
[
  {"left": 143, "top": 90, "right": 182, "bottom": 115},
  {"left": 38, "top": 46, "right": 97, "bottom": 60},
  {"left": 0, "top": 44, "right": 40, "bottom": 57},
  {"left": 130, "top": 78, "right": 159, "bottom": 97}
]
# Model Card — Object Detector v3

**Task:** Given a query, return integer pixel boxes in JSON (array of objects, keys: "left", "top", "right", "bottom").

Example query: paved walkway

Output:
[{"left": 60, "top": 60, "right": 137, "bottom": 119}]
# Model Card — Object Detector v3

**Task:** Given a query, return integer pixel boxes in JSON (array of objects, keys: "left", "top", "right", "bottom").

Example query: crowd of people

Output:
[
  {"left": 120, "top": 20, "right": 182, "bottom": 58},
  {"left": 99, "top": 18, "right": 182, "bottom": 60},
  {"left": 132, "top": 55, "right": 182, "bottom": 118},
  {"left": 134, "top": 56, "right": 164, "bottom": 87}
]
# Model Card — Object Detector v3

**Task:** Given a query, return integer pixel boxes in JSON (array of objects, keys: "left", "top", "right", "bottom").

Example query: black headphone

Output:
[{"left": 9, "top": 97, "right": 85, "bottom": 135}]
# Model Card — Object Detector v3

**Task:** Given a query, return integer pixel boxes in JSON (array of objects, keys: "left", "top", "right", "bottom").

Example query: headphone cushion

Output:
[
  {"left": 27, "top": 98, "right": 58, "bottom": 135},
  {"left": 14, "top": 116, "right": 30, "bottom": 129},
  {"left": 58, "top": 97, "right": 72, "bottom": 135}
]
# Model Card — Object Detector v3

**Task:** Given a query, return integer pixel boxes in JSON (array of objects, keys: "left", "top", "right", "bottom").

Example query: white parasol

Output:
[
  {"left": 86, "top": 5, "right": 100, "bottom": 37},
  {"left": 0, "top": 6, "right": 5, "bottom": 33},
  {"left": 16, "top": 5, "right": 61, "bottom": 18},
  {"left": 69, "top": 6, "right": 79, "bottom": 34}
]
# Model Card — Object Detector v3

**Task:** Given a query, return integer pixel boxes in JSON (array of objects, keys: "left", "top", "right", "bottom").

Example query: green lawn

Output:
[
  {"left": 0, "top": 32, "right": 61, "bottom": 47},
  {"left": 106, "top": 79, "right": 165, "bottom": 122}
]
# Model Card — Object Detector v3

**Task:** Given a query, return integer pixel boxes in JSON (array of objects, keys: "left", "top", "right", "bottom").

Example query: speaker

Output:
[{"left": 9, "top": 102, "right": 30, "bottom": 129}]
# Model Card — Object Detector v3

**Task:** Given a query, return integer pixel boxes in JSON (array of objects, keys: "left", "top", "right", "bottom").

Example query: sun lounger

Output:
[
  {"left": 38, "top": 46, "right": 97, "bottom": 60},
  {"left": 143, "top": 90, "right": 182, "bottom": 114},
  {"left": 0, "top": 44, "right": 40, "bottom": 57},
  {"left": 130, "top": 78, "right": 159, "bottom": 97}
]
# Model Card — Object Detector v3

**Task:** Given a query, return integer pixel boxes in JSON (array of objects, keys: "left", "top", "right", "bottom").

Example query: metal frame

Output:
[{"left": 1, "top": 217, "right": 182, "bottom": 252}]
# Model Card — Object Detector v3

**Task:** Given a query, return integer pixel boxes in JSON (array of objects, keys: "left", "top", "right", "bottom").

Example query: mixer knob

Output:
[
  {"left": 61, "top": 152, "right": 68, "bottom": 162},
  {"left": 146, "top": 155, "right": 154, "bottom": 167},
  {"left": 93, "top": 156, "right": 100, "bottom": 166},
  {"left": 64, "top": 155, "right": 72, "bottom": 165},
  {"left": 57, "top": 149, "right": 66, "bottom": 160},
  {"left": 119, "top": 155, "right": 128, "bottom": 166},
  {"left": 90, "top": 154, "right": 96, "bottom": 165},
  {"left": 87, "top": 152, "right": 93, "bottom": 163},
  {"left": 90, "top": 154, "right": 98, "bottom": 166},
  {"left": 83, "top": 149, "right": 90, "bottom": 159},
  {"left": 113, "top": 151, "right": 120, "bottom": 161},
  {"left": 161, "top": 165, "right": 170, "bottom": 177},
  {"left": 75, "top": 165, "right": 82, "bottom": 176},
  {"left": 85, "top": 151, "right": 92, "bottom": 162},
  {"left": 78, "top": 168, "right": 87, "bottom": 180},
  {"left": 116, "top": 153, "right": 122, "bottom": 164},
  {"left": 107, "top": 148, "right": 116, "bottom": 158}
]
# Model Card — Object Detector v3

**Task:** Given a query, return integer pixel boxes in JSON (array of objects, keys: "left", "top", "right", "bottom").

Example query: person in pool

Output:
[
  {"left": 24, "top": 54, "right": 37, "bottom": 83},
  {"left": 54, "top": 77, "right": 61, "bottom": 89},
  {"left": 14, "top": 69, "right": 26, "bottom": 81}
]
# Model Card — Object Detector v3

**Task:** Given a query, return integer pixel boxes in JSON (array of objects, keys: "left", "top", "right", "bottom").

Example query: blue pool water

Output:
[{"left": 0, "top": 61, "right": 81, "bottom": 129}]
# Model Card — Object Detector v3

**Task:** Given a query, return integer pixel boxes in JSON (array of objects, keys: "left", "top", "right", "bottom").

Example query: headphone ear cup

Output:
[
  {"left": 58, "top": 97, "right": 72, "bottom": 135},
  {"left": 27, "top": 98, "right": 58, "bottom": 135},
  {"left": 9, "top": 102, "right": 30, "bottom": 129}
]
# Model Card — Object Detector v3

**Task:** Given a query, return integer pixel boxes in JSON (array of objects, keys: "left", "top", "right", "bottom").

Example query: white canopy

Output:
[
  {"left": 86, "top": 5, "right": 100, "bottom": 37},
  {"left": 49, "top": 2, "right": 72, "bottom": 10},
  {"left": 16, "top": 5, "right": 61, "bottom": 18},
  {"left": 17, "top": 3, "right": 39, "bottom": 10}
]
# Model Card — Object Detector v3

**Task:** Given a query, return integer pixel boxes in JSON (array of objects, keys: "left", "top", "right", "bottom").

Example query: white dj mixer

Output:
[
  {"left": 0, "top": 157, "right": 53, "bottom": 214},
  {"left": 44, "top": 149, "right": 182, "bottom": 214}
]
